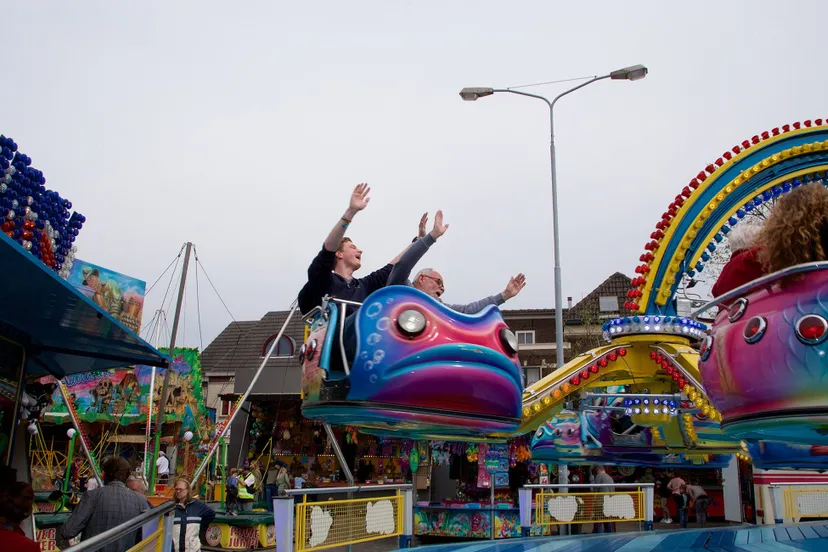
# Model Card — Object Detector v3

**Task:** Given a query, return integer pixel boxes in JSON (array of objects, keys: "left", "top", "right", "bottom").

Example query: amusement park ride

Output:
[
  {"left": 294, "top": 118, "right": 828, "bottom": 473},
  {"left": 4, "top": 114, "right": 828, "bottom": 550}
]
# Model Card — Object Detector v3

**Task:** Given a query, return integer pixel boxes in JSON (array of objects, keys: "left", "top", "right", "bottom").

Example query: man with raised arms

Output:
[{"left": 298, "top": 183, "right": 417, "bottom": 314}]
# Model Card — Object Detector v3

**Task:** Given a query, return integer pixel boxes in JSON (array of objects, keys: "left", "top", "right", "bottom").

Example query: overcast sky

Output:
[{"left": 3, "top": 1, "right": 826, "bottom": 350}]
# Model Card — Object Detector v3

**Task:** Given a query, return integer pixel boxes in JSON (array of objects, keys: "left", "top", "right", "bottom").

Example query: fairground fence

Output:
[
  {"left": 273, "top": 483, "right": 654, "bottom": 551},
  {"left": 276, "top": 484, "right": 415, "bottom": 552},
  {"left": 520, "top": 483, "right": 655, "bottom": 537},
  {"left": 769, "top": 483, "right": 828, "bottom": 525}
]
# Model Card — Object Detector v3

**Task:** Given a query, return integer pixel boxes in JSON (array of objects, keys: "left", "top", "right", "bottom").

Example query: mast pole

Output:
[{"left": 149, "top": 242, "right": 193, "bottom": 494}]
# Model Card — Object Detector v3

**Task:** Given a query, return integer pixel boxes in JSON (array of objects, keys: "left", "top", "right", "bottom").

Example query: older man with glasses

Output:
[{"left": 388, "top": 211, "right": 526, "bottom": 313}]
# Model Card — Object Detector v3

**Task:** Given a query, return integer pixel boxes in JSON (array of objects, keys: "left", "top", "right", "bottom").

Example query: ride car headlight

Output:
[
  {"left": 500, "top": 328, "right": 518, "bottom": 355},
  {"left": 397, "top": 309, "right": 426, "bottom": 336}
]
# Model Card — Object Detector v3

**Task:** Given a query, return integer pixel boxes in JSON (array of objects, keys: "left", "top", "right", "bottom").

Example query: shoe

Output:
[{"left": 663, "top": 519, "right": 672, "bottom": 524}]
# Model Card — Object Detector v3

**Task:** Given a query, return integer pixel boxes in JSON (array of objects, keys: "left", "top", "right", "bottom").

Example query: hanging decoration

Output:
[{"left": 0, "top": 134, "right": 86, "bottom": 277}]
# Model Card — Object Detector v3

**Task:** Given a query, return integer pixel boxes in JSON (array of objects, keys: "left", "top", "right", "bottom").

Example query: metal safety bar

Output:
[
  {"left": 691, "top": 261, "right": 828, "bottom": 317},
  {"left": 63, "top": 501, "right": 176, "bottom": 552}
]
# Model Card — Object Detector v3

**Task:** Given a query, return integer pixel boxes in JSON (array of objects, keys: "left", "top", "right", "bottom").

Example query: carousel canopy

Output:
[{"left": 0, "top": 232, "right": 169, "bottom": 377}]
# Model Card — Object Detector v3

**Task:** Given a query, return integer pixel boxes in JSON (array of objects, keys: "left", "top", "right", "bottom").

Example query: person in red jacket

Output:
[
  {"left": 0, "top": 481, "right": 39, "bottom": 552},
  {"left": 711, "top": 224, "right": 765, "bottom": 298}
]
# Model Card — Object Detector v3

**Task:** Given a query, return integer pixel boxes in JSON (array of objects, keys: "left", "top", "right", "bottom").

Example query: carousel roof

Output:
[{"left": 0, "top": 232, "right": 169, "bottom": 377}]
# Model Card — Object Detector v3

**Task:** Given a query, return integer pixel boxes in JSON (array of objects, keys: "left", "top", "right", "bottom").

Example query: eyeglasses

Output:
[{"left": 422, "top": 275, "right": 444, "bottom": 287}]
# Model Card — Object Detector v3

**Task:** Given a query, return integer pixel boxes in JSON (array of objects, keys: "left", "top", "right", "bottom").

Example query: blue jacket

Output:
[{"left": 172, "top": 499, "right": 215, "bottom": 552}]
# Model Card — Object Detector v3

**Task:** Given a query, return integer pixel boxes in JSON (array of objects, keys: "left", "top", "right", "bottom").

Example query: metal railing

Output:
[
  {"left": 769, "top": 482, "right": 828, "bottom": 524},
  {"left": 519, "top": 483, "right": 655, "bottom": 536},
  {"left": 691, "top": 261, "right": 828, "bottom": 317},
  {"left": 63, "top": 500, "right": 175, "bottom": 552},
  {"left": 275, "top": 484, "right": 414, "bottom": 552}
]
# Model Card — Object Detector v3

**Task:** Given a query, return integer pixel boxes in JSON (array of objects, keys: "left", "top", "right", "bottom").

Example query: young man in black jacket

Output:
[{"left": 297, "top": 183, "right": 417, "bottom": 314}]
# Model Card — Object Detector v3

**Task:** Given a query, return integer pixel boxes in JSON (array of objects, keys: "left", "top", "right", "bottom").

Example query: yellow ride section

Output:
[{"left": 509, "top": 335, "right": 736, "bottom": 453}]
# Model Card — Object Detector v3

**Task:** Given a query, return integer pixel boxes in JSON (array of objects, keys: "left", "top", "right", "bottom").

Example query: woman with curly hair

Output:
[{"left": 757, "top": 184, "right": 828, "bottom": 274}]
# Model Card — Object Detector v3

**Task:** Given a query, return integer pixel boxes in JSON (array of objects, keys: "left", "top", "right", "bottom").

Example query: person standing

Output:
[
  {"left": 0, "top": 481, "right": 39, "bottom": 552},
  {"left": 592, "top": 466, "right": 616, "bottom": 534},
  {"left": 237, "top": 467, "right": 256, "bottom": 512},
  {"left": 667, "top": 472, "right": 686, "bottom": 523},
  {"left": 251, "top": 461, "right": 264, "bottom": 505},
  {"left": 677, "top": 486, "right": 691, "bottom": 528},
  {"left": 686, "top": 480, "right": 710, "bottom": 527},
  {"left": 60, "top": 457, "right": 151, "bottom": 552},
  {"left": 156, "top": 451, "right": 170, "bottom": 484},
  {"left": 265, "top": 464, "right": 280, "bottom": 512},
  {"left": 276, "top": 466, "right": 291, "bottom": 497},
  {"left": 226, "top": 469, "right": 239, "bottom": 516},
  {"left": 172, "top": 479, "right": 215, "bottom": 552}
]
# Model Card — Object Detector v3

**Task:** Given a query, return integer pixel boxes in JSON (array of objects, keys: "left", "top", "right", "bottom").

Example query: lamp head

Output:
[
  {"left": 610, "top": 64, "right": 648, "bottom": 81},
  {"left": 459, "top": 87, "right": 494, "bottom": 101}
]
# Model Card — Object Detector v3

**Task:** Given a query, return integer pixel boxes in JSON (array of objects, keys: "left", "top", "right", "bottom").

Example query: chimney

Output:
[{"left": 567, "top": 296, "right": 573, "bottom": 309}]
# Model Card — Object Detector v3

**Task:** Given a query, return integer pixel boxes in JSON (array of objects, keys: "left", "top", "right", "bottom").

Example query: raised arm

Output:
[
  {"left": 444, "top": 273, "right": 527, "bottom": 314},
  {"left": 388, "top": 211, "right": 449, "bottom": 285},
  {"left": 323, "top": 184, "right": 371, "bottom": 252}
]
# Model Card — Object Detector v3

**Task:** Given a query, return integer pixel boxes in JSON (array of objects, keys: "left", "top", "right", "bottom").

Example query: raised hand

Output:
[
  {"left": 502, "top": 273, "right": 527, "bottom": 301},
  {"left": 349, "top": 183, "right": 371, "bottom": 213},
  {"left": 418, "top": 213, "right": 428, "bottom": 238},
  {"left": 429, "top": 210, "right": 450, "bottom": 240}
]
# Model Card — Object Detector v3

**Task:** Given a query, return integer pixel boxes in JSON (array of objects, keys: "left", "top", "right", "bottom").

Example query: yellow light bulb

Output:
[{"left": 523, "top": 408, "right": 531, "bottom": 418}]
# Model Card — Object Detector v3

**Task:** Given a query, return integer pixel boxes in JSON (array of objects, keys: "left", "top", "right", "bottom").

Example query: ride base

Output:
[{"left": 397, "top": 520, "right": 828, "bottom": 552}]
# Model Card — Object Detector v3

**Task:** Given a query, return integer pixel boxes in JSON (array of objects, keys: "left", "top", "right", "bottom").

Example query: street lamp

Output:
[{"left": 459, "top": 64, "right": 647, "bottom": 370}]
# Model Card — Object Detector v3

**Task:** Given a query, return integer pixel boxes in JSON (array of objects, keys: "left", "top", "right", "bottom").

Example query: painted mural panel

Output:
[
  {"left": 67, "top": 259, "right": 146, "bottom": 333},
  {"left": 40, "top": 348, "right": 208, "bottom": 429}
]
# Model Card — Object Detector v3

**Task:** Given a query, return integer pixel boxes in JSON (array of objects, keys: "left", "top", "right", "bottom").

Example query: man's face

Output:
[
  {"left": 337, "top": 241, "right": 362, "bottom": 271},
  {"left": 174, "top": 483, "right": 189, "bottom": 501},
  {"left": 415, "top": 270, "right": 444, "bottom": 298}
]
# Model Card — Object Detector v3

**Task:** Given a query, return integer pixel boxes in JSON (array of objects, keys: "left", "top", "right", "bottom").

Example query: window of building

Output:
[
  {"left": 220, "top": 399, "right": 232, "bottom": 417},
  {"left": 599, "top": 296, "right": 619, "bottom": 312},
  {"left": 262, "top": 335, "right": 295, "bottom": 358},
  {"left": 525, "top": 367, "right": 541, "bottom": 386},
  {"left": 516, "top": 331, "right": 535, "bottom": 345}
]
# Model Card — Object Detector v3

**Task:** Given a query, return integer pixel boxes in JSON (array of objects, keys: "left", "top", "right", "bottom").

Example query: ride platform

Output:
[{"left": 398, "top": 521, "right": 828, "bottom": 552}]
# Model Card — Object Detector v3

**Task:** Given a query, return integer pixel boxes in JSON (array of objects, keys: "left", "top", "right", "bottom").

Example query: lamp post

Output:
[{"left": 460, "top": 64, "right": 647, "bottom": 370}]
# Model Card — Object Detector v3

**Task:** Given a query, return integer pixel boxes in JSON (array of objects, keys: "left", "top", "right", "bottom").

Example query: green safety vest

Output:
[{"left": 238, "top": 474, "right": 255, "bottom": 500}]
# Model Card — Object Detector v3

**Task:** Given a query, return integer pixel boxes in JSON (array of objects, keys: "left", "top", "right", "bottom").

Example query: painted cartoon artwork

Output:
[
  {"left": 67, "top": 259, "right": 146, "bottom": 333},
  {"left": 40, "top": 348, "right": 208, "bottom": 429}
]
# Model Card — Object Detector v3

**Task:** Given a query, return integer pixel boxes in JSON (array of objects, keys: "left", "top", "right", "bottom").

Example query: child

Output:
[{"left": 226, "top": 468, "right": 239, "bottom": 516}]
